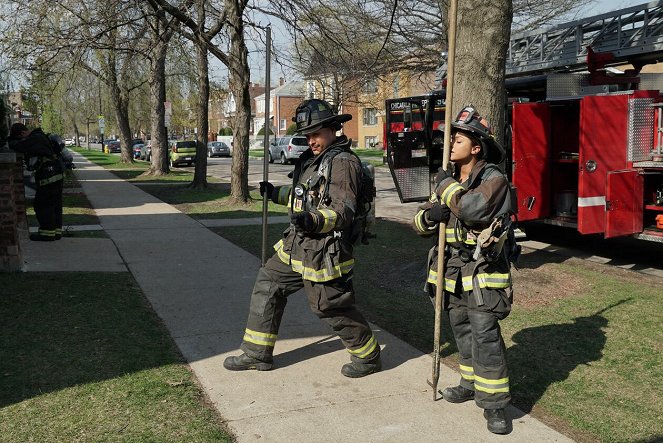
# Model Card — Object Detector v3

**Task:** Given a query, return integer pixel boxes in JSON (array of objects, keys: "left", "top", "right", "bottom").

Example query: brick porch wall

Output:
[{"left": 0, "top": 152, "right": 24, "bottom": 272}]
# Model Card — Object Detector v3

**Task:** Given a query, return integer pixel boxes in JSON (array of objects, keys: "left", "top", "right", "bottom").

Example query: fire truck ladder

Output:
[{"left": 506, "top": 1, "right": 663, "bottom": 77}]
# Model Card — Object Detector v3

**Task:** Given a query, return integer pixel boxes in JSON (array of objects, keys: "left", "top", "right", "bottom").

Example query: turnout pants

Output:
[
  {"left": 34, "top": 180, "right": 63, "bottom": 238},
  {"left": 240, "top": 254, "right": 379, "bottom": 363},
  {"left": 447, "top": 275, "right": 512, "bottom": 410}
]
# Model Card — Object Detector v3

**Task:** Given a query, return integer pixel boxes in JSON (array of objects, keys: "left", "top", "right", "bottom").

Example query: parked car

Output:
[
  {"left": 105, "top": 140, "right": 121, "bottom": 153},
  {"left": 133, "top": 143, "right": 145, "bottom": 159},
  {"left": 169, "top": 140, "right": 197, "bottom": 167},
  {"left": 207, "top": 141, "right": 231, "bottom": 158},
  {"left": 140, "top": 142, "right": 152, "bottom": 161},
  {"left": 268, "top": 135, "right": 308, "bottom": 164},
  {"left": 64, "top": 138, "right": 75, "bottom": 147}
]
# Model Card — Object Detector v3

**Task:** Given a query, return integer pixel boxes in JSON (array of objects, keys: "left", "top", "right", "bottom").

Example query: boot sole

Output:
[
  {"left": 341, "top": 365, "right": 381, "bottom": 378},
  {"left": 223, "top": 361, "right": 273, "bottom": 371},
  {"left": 440, "top": 391, "right": 475, "bottom": 403}
]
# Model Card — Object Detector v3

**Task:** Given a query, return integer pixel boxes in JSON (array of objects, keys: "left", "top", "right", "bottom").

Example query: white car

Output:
[{"left": 64, "top": 138, "right": 75, "bottom": 146}]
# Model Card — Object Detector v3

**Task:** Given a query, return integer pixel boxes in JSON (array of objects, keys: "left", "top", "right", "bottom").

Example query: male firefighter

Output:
[
  {"left": 9, "top": 123, "right": 65, "bottom": 241},
  {"left": 224, "top": 99, "right": 381, "bottom": 378},
  {"left": 413, "top": 106, "right": 514, "bottom": 434}
]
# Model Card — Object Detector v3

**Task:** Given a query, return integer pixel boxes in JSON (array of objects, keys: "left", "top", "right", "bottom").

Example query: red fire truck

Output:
[{"left": 385, "top": 2, "right": 663, "bottom": 243}]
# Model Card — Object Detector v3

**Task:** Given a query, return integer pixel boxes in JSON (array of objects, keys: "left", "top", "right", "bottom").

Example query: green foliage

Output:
[
  {"left": 219, "top": 127, "right": 233, "bottom": 136},
  {"left": 257, "top": 126, "right": 274, "bottom": 136},
  {"left": 285, "top": 123, "right": 298, "bottom": 135},
  {"left": 40, "top": 102, "right": 64, "bottom": 135}
]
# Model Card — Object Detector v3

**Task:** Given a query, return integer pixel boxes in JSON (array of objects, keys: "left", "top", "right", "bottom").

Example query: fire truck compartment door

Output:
[
  {"left": 511, "top": 102, "right": 551, "bottom": 221},
  {"left": 387, "top": 131, "right": 431, "bottom": 202},
  {"left": 605, "top": 169, "right": 643, "bottom": 239}
]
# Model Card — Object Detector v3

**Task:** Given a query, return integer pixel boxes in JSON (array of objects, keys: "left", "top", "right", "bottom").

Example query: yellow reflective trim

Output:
[
  {"left": 414, "top": 210, "right": 435, "bottom": 233},
  {"left": 318, "top": 208, "right": 337, "bottom": 233},
  {"left": 475, "top": 385, "right": 510, "bottom": 394},
  {"left": 243, "top": 335, "right": 276, "bottom": 347},
  {"left": 274, "top": 239, "right": 290, "bottom": 264},
  {"left": 39, "top": 173, "right": 64, "bottom": 186},
  {"left": 475, "top": 375, "right": 509, "bottom": 385},
  {"left": 245, "top": 328, "right": 277, "bottom": 339},
  {"left": 459, "top": 364, "right": 474, "bottom": 374},
  {"left": 475, "top": 273, "right": 511, "bottom": 289},
  {"left": 427, "top": 269, "right": 456, "bottom": 291},
  {"left": 348, "top": 335, "right": 378, "bottom": 358},
  {"left": 462, "top": 276, "right": 474, "bottom": 291},
  {"left": 441, "top": 182, "right": 463, "bottom": 206}
]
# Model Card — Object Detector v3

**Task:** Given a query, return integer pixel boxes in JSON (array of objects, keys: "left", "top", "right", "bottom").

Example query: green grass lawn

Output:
[
  {"left": 214, "top": 220, "right": 663, "bottom": 443},
  {"left": 0, "top": 272, "right": 231, "bottom": 442},
  {"left": 26, "top": 192, "right": 100, "bottom": 227}
]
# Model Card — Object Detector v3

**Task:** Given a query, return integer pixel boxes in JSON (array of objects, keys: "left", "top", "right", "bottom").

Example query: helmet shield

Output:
[{"left": 294, "top": 99, "right": 351, "bottom": 134}]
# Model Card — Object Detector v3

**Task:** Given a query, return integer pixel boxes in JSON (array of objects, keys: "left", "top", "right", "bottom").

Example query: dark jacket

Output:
[
  {"left": 272, "top": 136, "right": 361, "bottom": 282},
  {"left": 11, "top": 128, "right": 64, "bottom": 186},
  {"left": 413, "top": 160, "right": 513, "bottom": 294}
]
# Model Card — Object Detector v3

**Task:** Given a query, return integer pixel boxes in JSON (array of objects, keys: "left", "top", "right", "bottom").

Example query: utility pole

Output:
[{"left": 98, "top": 78, "right": 104, "bottom": 152}]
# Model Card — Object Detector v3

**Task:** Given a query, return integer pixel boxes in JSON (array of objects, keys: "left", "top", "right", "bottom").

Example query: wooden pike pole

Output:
[
  {"left": 261, "top": 26, "right": 272, "bottom": 266},
  {"left": 428, "top": 0, "right": 458, "bottom": 401}
]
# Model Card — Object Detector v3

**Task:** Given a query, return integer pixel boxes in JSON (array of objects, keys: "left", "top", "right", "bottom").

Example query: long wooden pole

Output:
[
  {"left": 430, "top": 0, "right": 458, "bottom": 401},
  {"left": 261, "top": 26, "right": 272, "bottom": 266}
]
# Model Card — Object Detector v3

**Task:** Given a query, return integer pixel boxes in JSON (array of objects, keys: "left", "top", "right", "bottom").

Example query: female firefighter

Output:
[
  {"left": 224, "top": 99, "right": 381, "bottom": 378},
  {"left": 413, "top": 106, "right": 515, "bottom": 434}
]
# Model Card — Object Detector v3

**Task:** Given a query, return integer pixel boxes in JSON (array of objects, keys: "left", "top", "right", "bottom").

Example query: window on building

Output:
[
  {"left": 364, "top": 136, "right": 377, "bottom": 149},
  {"left": 257, "top": 100, "right": 264, "bottom": 113},
  {"left": 362, "top": 79, "right": 378, "bottom": 94},
  {"left": 280, "top": 119, "right": 287, "bottom": 130},
  {"left": 363, "top": 108, "right": 377, "bottom": 126}
]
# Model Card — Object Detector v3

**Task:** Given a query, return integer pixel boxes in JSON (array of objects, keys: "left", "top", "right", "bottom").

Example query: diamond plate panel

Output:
[
  {"left": 628, "top": 97, "right": 655, "bottom": 162},
  {"left": 546, "top": 74, "right": 590, "bottom": 100},
  {"left": 639, "top": 73, "right": 663, "bottom": 91},
  {"left": 394, "top": 167, "right": 430, "bottom": 202}
]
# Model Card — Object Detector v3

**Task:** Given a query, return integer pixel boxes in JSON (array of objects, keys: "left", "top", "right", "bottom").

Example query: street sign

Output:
[{"left": 98, "top": 115, "right": 105, "bottom": 134}]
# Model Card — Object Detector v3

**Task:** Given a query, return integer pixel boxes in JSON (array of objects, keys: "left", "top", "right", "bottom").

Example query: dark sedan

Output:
[{"left": 207, "top": 141, "right": 231, "bottom": 158}]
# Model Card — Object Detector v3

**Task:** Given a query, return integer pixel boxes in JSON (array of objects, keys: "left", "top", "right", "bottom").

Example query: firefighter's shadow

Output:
[{"left": 507, "top": 300, "right": 627, "bottom": 413}]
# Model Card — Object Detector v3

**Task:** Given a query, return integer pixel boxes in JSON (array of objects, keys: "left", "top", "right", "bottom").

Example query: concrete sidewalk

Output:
[{"left": 21, "top": 154, "right": 574, "bottom": 442}]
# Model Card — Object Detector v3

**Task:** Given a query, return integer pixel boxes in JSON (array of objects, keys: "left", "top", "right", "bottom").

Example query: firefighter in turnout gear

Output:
[
  {"left": 9, "top": 123, "right": 65, "bottom": 241},
  {"left": 413, "top": 106, "right": 514, "bottom": 434},
  {"left": 224, "top": 99, "right": 381, "bottom": 378}
]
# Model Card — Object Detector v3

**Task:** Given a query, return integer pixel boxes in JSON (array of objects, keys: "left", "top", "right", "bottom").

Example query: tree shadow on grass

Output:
[
  {"left": 0, "top": 273, "right": 182, "bottom": 408},
  {"left": 507, "top": 299, "right": 629, "bottom": 413}
]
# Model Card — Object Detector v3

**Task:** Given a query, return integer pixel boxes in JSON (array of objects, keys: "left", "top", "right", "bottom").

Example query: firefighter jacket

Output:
[
  {"left": 10, "top": 128, "right": 64, "bottom": 187},
  {"left": 270, "top": 135, "right": 361, "bottom": 282},
  {"left": 413, "top": 160, "right": 513, "bottom": 300}
]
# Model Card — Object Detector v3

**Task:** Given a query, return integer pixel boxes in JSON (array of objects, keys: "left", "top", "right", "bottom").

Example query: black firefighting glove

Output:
[
  {"left": 259, "top": 181, "right": 274, "bottom": 199},
  {"left": 290, "top": 211, "right": 319, "bottom": 233},
  {"left": 434, "top": 165, "right": 454, "bottom": 184},
  {"left": 427, "top": 202, "right": 451, "bottom": 224}
]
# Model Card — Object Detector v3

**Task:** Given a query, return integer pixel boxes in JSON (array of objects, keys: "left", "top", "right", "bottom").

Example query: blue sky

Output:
[{"left": 583, "top": 0, "right": 651, "bottom": 16}]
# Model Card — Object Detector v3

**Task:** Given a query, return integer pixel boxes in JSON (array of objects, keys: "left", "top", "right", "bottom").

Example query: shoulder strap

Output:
[{"left": 319, "top": 146, "right": 360, "bottom": 200}]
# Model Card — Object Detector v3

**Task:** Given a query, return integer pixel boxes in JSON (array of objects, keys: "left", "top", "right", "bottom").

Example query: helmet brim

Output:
[
  {"left": 451, "top": 123, "right": 505, "bottom": 164},
  {"left": 296, "top": 114, "right": 352, "bottom": 134}
]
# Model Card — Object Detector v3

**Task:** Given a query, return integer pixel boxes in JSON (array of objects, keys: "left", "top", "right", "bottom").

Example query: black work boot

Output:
[
  {"left": 341, "top": 353, "right": 381, "bottom": 378},
  {"left": 441, "top": 385, "right": 475, "bottom": 403},
  {"left": 484, "top": 408, "right": 509, "bottom": 434},
  {"left": 223, "top": 353, "right": 273, "bottom": 371}
]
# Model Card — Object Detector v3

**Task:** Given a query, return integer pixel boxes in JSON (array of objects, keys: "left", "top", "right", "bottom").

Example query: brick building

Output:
[{"left": 253, "top": 79, "right": 305, "bottom": 137}]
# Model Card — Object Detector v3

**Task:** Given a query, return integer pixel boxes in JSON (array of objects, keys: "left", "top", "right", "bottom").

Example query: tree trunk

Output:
[
  {"left": 451, "top": 0, "right": 513, "bottom": 146},
  {"left": 73, "top": 123, "right": 80, "bottom": 147},
  {"left": 106, "top": 57, "right": 134, "bottom": 164},
  {"left": 147, "top": 38, "right": 169, "bottom": 176},
  {"left": 227, "top": 0, "right": 251, "bottom": 203},
  {"left": 191, "top": 4, "right": 209, "bottom": 189}
]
